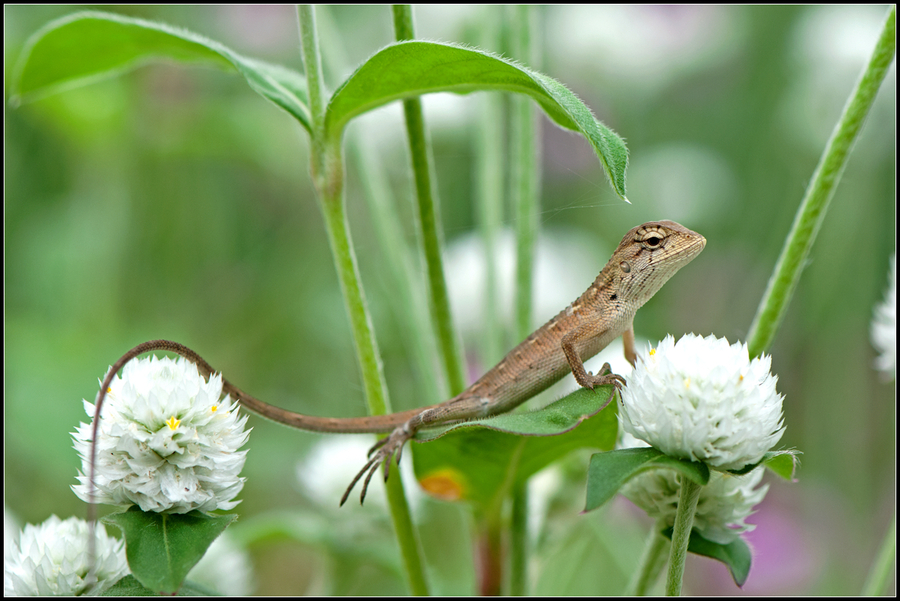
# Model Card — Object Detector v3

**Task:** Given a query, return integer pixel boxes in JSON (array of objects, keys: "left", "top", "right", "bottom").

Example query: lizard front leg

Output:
[{"left": 561, "top": 329, "right": 627, "bottom": 392}]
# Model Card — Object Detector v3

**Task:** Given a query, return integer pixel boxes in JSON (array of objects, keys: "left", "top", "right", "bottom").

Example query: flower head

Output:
[
  {"left": 618, "top": 433, "right": 768, "bottom": 544},
  {"left": 620, "top": 334, "right": 785, "bottom": 471},
  {"left": 4, "top": 515, "right": 128, "bottom": 596},
  {"left": 72, "top": 356, "right": 250, "bottom": 513},
  {"left": 871, "top": 254, "right": 895, "bottom": 379}
]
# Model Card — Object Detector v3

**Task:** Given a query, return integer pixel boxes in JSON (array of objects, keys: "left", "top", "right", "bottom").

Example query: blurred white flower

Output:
[
  {"left": 72, "top": 356, "right": 250, "bottom": 513},
  {"left": 444, "top": 227, "right": 601, "bottom": 336},
  {"left": 618, "top": 433, "right": 769, "bottom": 544},
  {"left": 620, "top": 334, "right": 785, "bottom": 471},
  {"left": 296, "top": 436, "right": 421, "bottom": 513},
  {"left": 4, "top": 515, "right": 128, "bottom": 596},
  {"left": 871, "top": 254, "right": 895, "bottom": 379},
  {"left": 187, "top": 532, "right": 254, "bottom": 596}
]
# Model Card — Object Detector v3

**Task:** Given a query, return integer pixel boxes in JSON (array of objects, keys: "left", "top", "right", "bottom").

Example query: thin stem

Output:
[
  {"left": 317, "top": 5, "right": 444, "bottom": 404},
  {"left": 665, "top": 477, "right": 702, "bottom": 596},
  {"left": 508, "top": 7, "right": 540, "bottom": 595},
  {"left": 510, "top": 4, "right": 540, "bottom": 342},
  {"left": 297, "top": 6, "right": 428, "bottom": 594},
  {"left": 296, "top": 5, "right": 326, "bottom": 157},
  {"left": 475, "top": 8, "right": 506, "bottom": 366},
  {"left": 392, "top": 4, "right": 466, "bottom": 396},
  {"left": 627, "top": 522, "right": 670, "bottom": 596},
  {"left": 861, "top": 510, "right": 896, "bottom": 595},
  {"left": 508, "top": 480, "right": 528, "bottom": 596},
  {"left": 746, "top": 5, "right": 896, "bottom": 357}
]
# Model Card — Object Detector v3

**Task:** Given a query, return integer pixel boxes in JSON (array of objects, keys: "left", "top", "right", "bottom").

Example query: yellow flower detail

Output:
[
  {"left": 211, "top": 405, "right": 218, "bottom": 413},
  {"left": 166, "top": 416, "right": 181, "bottom": 430},
  {"left": 649, "top": 348, "right": 656, "bottom": 356}
]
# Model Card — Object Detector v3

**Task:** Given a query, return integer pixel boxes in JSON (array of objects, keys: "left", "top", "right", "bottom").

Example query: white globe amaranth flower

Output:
[
  {"left": 4, "top": 515, "right": 128, "bottom": 596},
  {"left": 617, "top": 432, "right": 769, "bottom": 544},
  {"left": 871, "top": 254, "right": 895, "bottom": 378},
  {"left": 620, "top": 334, "right": 785, "bottom": 471},
  {"left": 72, "top": 355, "right": 251, "bottom": 513}
]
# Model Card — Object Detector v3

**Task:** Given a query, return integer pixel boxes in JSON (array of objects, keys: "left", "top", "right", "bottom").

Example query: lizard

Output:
[{"left": 87, "top": 220, "right": 705, "bottom": 506}]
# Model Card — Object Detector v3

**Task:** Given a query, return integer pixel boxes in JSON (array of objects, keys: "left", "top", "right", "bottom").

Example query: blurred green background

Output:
[{"left": 5, "top": 5, "right": 895, "bottom": 595}]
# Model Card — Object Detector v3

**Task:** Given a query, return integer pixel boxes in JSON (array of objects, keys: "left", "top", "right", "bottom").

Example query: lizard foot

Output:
[
  {"left": 585, "top": 362, "right": 626, "bottom": 391},
  {"left": 340, "top": 424, "right": 413, "bottom": 506}
]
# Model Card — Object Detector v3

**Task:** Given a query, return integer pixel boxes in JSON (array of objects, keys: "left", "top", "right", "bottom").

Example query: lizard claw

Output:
[
  {"left": 340, "top": 425, "right": 413, "bottom": 506},
  {"left": 586, "top": 362, "right": 626, "bottom": 391}
]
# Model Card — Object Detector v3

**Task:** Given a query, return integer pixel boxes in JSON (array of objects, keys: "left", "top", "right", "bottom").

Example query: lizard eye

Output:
[{"left": 643, "top": 235, "right": 663, "bottom": 249}]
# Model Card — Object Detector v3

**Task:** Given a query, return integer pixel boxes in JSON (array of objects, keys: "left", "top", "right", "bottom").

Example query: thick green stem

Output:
[
  {"left": 392, "top": 4, "right": 466, "bottom": 396},
  {"left": 297, "top": 6, "right": 428, "bottom": 595},
  {"left": 665, "top": 478, "right": 701, "bottom": 596},
  {"left": 746, "top": 5, "right": 896, "bottom": 357}
]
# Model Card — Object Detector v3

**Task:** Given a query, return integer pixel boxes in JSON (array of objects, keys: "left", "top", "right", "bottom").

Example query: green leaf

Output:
[
  {"left": 762, "top": 449, "right": 801, "bottom": 480},
  {"left": 101, "top": 574, "right": 155, "bottom": 596},
  {"left": 416, "top": 385, "right": 618, "bottom": 441},
  {"left": 102, "top": 507, "right": 237, "bottom": 594},
  {"left": 726, "top": 448, "right": 801, "bottom": 480},
  {"left": 584, "top": 447, "right": 710, "bottom": 512},
  {"left": 11, "top": 11, "right": 311, "bottom": 132},
  {"left": 661, "top": 527, "right": 752, "bottom": 587},
  {"left": 411, "top": 387, "right": 619, "bottom": 510},
  {"left": 325, "top": 40, "right": 629, "bottom": 200}
]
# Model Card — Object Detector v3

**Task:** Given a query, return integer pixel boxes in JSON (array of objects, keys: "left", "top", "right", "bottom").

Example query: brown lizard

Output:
[{"left": 88, "top": 220, "right": 705, "bottom": 506}]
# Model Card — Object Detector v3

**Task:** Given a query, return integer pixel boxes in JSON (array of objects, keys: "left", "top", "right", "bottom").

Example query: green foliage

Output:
[
  {"left": 660, "top": 526, "right": 752, "bottom": 587},
  {"left": 584, "top": 447, "right": 710, "bottom": 512},
  {"left": 11, "top": 11, "right": 312, "bottom": 131},
  {"left": 12, "top": 11, "right": 629, "bottom": 202},
  {"left": 325, "top": 41, "right": 628, "bottom": 199},
  {"left": 102, "top": 507, "right": 236, "bottom": 594},
  {"left": 412, "top": 387, "right": 619, "bottom": 509}
]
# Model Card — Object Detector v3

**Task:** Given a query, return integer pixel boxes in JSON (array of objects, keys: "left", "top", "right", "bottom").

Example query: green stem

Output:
[
  {"left": 861, "top": 510, "right": 896, "bottom": 595},
  {"left": 665, "top": 477, "right": 701, "bottom": 596},
  {"left": 510, "top": 4, "right": 540, "bottom": 342},
  {"left": 746, "top": 5, "right": 896, "bottom": 357},
  {"left": 297, "top": 7, "right": 428, "bottom": 595},
  {"left": 476, "top": 9, "right": 506, "bottom": 366},
  {"left": 508, "top": 480, "right": 528, "bottom": 596},
  {"left": 317, "top": 6, "right": 443, "bottom": 405},
  {"left": 627, "top": 522, "right": 669, "bottom": 596},
  {"left": 507, "top": 7, "right": 540, "bottom": 596},
  {"left": 392, "top": 4, "right": 466, "bottom": 396}
]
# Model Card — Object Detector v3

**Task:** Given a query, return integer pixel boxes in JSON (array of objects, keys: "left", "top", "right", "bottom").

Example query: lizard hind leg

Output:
[{"left": 339, "top": 423, "right": 413, "bottom": 506}]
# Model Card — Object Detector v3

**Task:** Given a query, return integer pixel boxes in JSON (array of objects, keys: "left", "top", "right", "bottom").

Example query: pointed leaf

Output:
[
  {"left": 725, "top": 448, "right": 801, "bottom": 481},
  {"left": 416, "top": 385, "right": 617, "bottom": 441},
  {"left": 326, "top": 40, "right": 628, "bottom": 200},
  {"left": 661, "top": 527, "right": 752, "bottom": 587},
  {"left": 11, "top": 11, "right": 310, "bottom": 132},
  {"left": 102, "top": 507, "right": 237, "bottom": 594},
  {"left": 584, "top": 447, "right": 709, "bottom": 512},
  {"left": 411, "top": 387, "right": 619, "bottom": 509}
]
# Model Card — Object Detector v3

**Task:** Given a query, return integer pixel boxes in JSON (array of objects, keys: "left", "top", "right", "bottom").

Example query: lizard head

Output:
[{"left": 610, "top": 220, "right": 706, "bottom": 305}]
